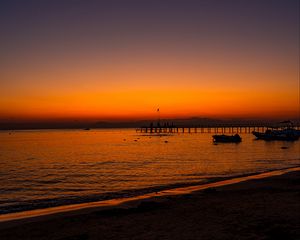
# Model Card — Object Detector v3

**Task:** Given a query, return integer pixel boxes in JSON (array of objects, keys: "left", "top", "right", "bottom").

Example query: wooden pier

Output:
[{"left": 136, "top": 124, "right": 300, "bottom": 134}]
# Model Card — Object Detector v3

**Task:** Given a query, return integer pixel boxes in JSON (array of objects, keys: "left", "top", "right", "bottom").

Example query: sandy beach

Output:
[{"left": 0, "top": 169, "right": 299, "bottom": 240}]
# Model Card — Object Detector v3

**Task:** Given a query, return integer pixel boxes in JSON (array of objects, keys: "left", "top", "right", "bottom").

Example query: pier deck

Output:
[{"left": 136, "top": 124, "right": 300, "bottom": 134}]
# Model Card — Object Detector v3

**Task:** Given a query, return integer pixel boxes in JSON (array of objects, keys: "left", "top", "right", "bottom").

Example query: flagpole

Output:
[{"left": 157, "top": 108, "right": 160, "bottom": 126}]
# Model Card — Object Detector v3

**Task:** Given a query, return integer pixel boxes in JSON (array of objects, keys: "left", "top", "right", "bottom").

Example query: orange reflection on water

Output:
[{"left": 0, "top": 128, "right": 299, "bottom": 213}]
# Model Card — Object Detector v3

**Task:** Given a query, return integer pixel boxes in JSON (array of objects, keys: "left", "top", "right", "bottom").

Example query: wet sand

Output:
[{"left": 0, "top": 170, "right": 299, "bottom": 240}]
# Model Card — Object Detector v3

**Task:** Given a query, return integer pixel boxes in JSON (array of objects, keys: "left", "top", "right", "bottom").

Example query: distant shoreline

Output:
[{"left": 1, "top": 117, "right": 299, "bottom": 130}]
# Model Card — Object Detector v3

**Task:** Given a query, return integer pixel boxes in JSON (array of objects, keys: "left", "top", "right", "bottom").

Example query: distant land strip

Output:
[{"left": 1, "top": 118, "right": 300, "bottom": 130}]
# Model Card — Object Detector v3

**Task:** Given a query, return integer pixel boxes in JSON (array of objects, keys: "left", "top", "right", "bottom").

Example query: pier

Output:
[{"left": 136, "top": 123, "right": 300, "bottom": 134}]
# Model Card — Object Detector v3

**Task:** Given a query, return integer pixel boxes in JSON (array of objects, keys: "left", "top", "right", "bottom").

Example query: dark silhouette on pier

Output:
[{"left": 137, "top": 121, "right": 300, "bottom": 134}]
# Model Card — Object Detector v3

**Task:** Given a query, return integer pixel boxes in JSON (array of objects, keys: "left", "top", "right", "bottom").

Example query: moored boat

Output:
[
  {"left": 273, "top": 121, "right": 300, "bottom": 136},
  {"left": 271, "top": 128, "right": 300, "bottom": 137},
  {"left": 252, "top": 129, "right": 299, "bottom": 141},
  {"left": 213, "top": 134, "right": 242, "bottom": 143}
]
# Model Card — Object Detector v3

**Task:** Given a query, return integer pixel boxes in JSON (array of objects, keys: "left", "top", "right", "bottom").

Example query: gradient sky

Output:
[{"left": 0, "top": 0, "right": 299, "bottom": 121}]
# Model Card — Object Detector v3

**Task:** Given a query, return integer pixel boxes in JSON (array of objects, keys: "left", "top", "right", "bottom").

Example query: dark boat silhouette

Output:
[
  {"left": 252, "top": 121, "right": 300, "bottom": 141},
  {"left": 213, "top": 134, "right": 242, "bottom": 143},
  {"left": 252, "top": 130, "right": 299, "bottom": 141}
]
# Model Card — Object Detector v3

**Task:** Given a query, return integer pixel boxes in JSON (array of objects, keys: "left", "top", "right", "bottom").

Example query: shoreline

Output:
[
  {"left": 1, "top": 166, "right": 299, "bottom": 226},
  {"left": 1, "top": 168, "right": 299, "bottom": 239},
  {"left": 2, "top": 164, "right": 299, "bottom": 216}
]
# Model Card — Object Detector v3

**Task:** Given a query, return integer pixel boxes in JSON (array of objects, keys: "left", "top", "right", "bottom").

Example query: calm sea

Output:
[{"left": 0, "top": 129, "right": 299, "bottom": 214}]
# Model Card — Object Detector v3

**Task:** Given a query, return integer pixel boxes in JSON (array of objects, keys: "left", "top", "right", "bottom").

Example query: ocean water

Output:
[{"left": 0, "top": 129, "right": 299, "bottom": 214}]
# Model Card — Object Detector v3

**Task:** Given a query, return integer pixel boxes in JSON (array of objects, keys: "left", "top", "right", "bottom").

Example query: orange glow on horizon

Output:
[
  {"left": 1, "top": 1, "right": 299, "bottom": 123},
  {"left": 1, "top": 38, "right": 299, "bottom": 122},
  {"left": 1, "top": 86, "right": 299, "bottom": 121}
]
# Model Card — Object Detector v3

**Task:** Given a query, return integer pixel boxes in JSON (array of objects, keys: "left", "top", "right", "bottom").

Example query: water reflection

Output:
[{"left": 0, "top": 129, "right": 299, "bottom": 213}]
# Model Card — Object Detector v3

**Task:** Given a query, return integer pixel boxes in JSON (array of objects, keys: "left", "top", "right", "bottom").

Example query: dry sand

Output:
[{"left": 0, "top": 170, "right": 299, "bottom": 240}]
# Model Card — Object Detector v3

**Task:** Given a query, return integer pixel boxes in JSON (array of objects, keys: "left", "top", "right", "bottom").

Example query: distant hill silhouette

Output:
[{"left": 1, "top": 117, "right": 299, "bottom": 130}]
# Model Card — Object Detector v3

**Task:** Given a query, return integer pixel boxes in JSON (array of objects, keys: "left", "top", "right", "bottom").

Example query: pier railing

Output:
[{"left": 136, "top": 123, "right": 300, "bottom": 134}]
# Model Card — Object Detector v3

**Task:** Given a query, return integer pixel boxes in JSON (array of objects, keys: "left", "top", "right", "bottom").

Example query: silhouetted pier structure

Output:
[{"left": 137, "top": 123, "right": 300, "bottom": 134}]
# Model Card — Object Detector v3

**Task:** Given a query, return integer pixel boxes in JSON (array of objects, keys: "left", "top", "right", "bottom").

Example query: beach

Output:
[{"left": 0, "top": 169, "right": 299, "bottom": 240}]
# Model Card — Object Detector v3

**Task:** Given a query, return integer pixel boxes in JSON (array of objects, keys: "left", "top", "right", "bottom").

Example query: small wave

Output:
[
  {"left": 66, "top": 173, "right": 90, "bottom": 178},
  {"left": 34, "top": 179, "right": 63, "bottom": 184},
  {"left": 0, "top": 187, "right": 25, "bottom": 193},
  {"left": 174, "top": 173, "right": 211, "bottom": 177},
  {"left": 92, "top": 161, "right": 116, "bottom": 166}
]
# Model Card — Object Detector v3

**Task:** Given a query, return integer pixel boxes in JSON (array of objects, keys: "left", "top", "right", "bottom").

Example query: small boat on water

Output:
[
  {"left": 252, "top": 120, "right": 300, "bottom": 141},
  {"left": 213, "top": 134, "right": 242, "bottom": 143},
  {"left": 252, "top": 130, "right": 299, "bottom": 141}
]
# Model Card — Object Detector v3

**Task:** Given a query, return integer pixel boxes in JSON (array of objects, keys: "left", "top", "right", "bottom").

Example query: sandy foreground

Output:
[{"left": 0, "top": 170, "right": 299, "bottom": 240}]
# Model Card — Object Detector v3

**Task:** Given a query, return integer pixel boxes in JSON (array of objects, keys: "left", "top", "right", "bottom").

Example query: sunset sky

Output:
[{"left": 0, "top": 0, "right": 299, "bottom": 122}]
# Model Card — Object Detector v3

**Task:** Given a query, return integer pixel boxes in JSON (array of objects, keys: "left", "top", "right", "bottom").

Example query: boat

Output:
[
  {"left": 252, "top": 129, "right": 299, "bottom": 141},
  {"left": 271, "top": 128, "right": 300, "bottom": 137},
  {"left": 252, "top": 120, "right": 300, "bottom": 141},
  {"left": 213, "top": 134, "right": 242, "bottom": 143}
]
